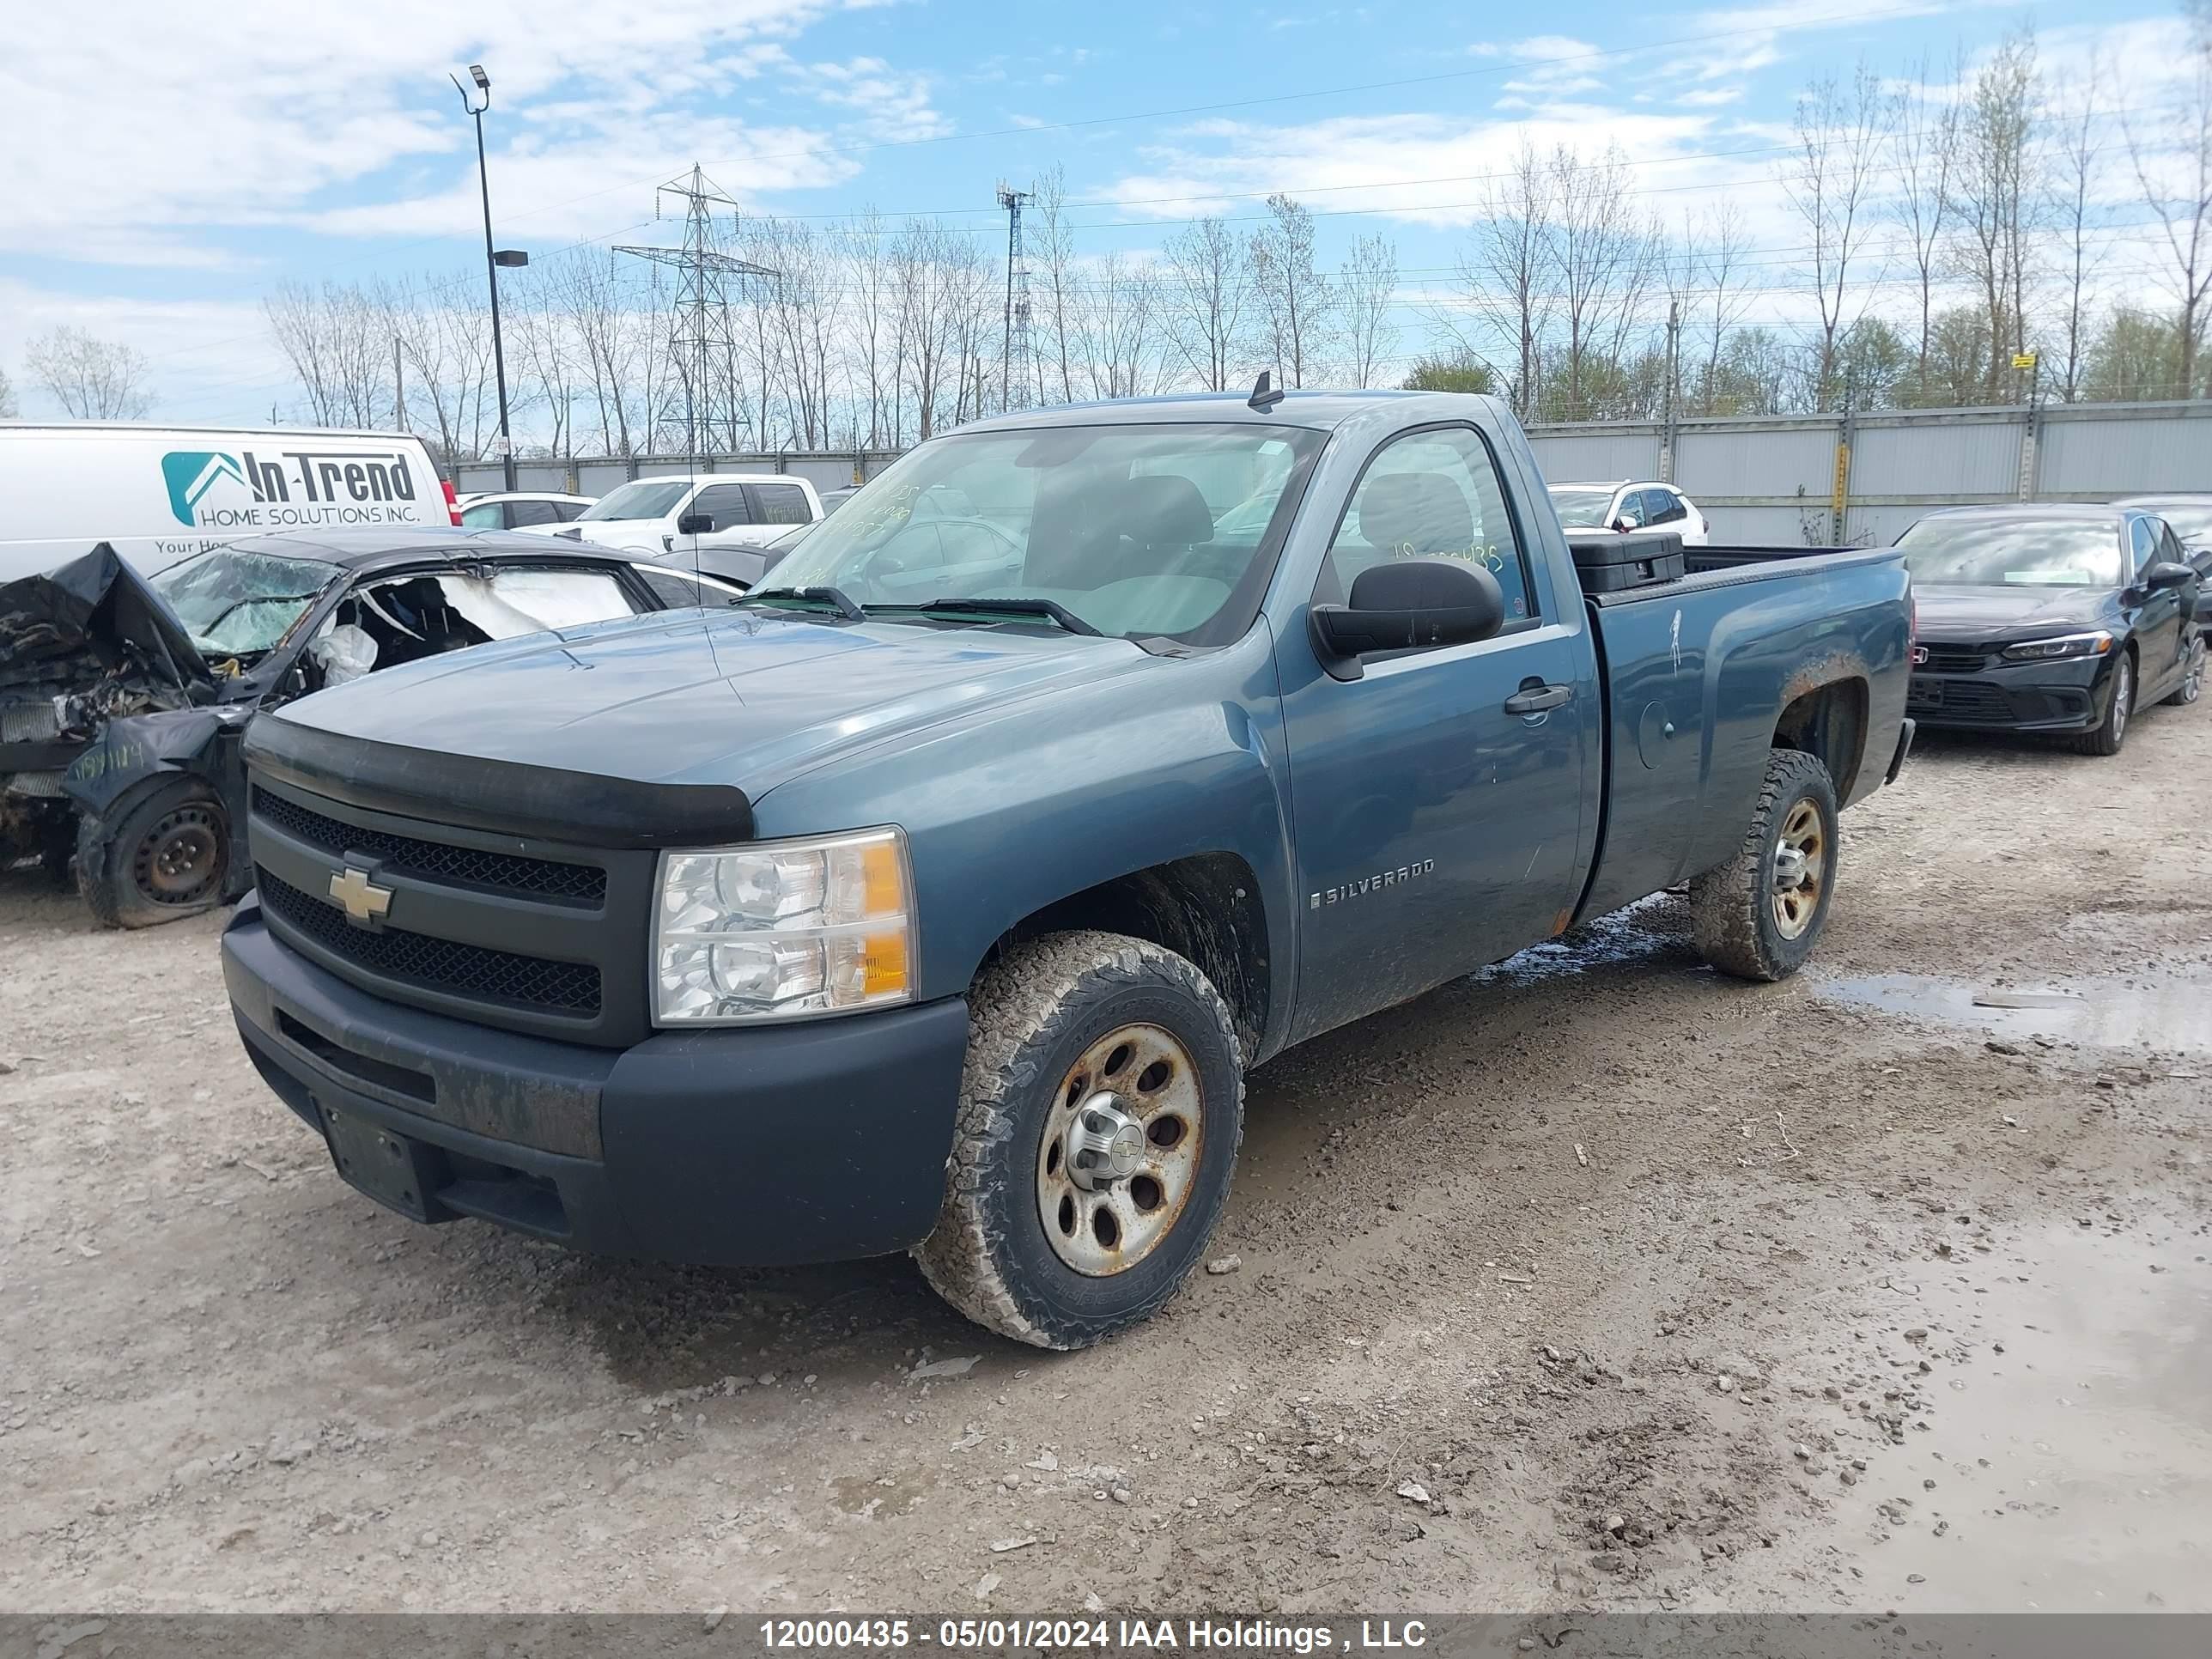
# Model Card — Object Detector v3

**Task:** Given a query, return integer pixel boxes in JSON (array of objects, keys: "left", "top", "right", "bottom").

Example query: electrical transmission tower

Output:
[
  {"left": 996, "top": 181, "right": 1036, "bottom": 412},
  {"left": 617, "top": 167, "right": 776, "bottom": 462}
]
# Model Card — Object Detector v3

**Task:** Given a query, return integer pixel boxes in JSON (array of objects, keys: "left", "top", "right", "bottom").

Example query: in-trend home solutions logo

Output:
[{"left": 160, "top": 447, "right": 422, "bottom": 531}]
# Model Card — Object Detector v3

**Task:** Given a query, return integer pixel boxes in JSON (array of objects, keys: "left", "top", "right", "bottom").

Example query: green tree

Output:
[
  {"left": 2082, "top": 305, "right": 2188, "bottom": 402},
  {"left": 1400, "top": 353, "right": 1496, "bottom": 394}
]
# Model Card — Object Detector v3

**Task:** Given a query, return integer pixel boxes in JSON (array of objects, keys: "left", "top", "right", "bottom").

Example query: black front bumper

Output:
[
  {"left": 1905, "top": 655, "right": 2112, "bottom": 732},
  {"left": 223, "top": 901, "right": 969, "bottom": 1266}
]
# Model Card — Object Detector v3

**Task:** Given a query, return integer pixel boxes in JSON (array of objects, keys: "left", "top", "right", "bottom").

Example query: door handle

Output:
[{"left": 1504, "top": 683, "right": 1573, "bottom": 715}]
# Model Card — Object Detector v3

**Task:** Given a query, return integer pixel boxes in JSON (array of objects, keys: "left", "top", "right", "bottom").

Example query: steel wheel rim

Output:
[
  {"left": 2185, "top": 643, "right": 2203, "bottom": 703},
  {"left": 134, "top": 806, "right": 222, "bottom": 905},
  {"left": 1770, "top": 797, "right": 1825, "bottom": 940},
  {"left": 2112, "top": 661, "right": 2131, "bottom": 738},
  {"left": 1036, "top": 1022, "right": 1203, "bottom": 1277}
]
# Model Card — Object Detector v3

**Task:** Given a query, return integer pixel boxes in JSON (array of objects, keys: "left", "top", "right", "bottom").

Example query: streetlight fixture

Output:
[{"left": 452, "top": 63, "right": 522, "bottom": 490}]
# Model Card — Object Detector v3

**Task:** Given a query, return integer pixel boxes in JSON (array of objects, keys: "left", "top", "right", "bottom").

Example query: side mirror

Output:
[
  {"left": 2144, "top": 559, "right": 2196, "bottom": 592},
  {"left": 1310, "top": 557, "right": 1506, "bottom": 680},
  {"left": 676, "top": 512, "right": 713, "bottom": 536}
]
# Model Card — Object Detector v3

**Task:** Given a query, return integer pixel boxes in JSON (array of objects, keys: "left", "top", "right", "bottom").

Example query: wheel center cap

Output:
[
  {"left": 1772, "top": 845, "right": 1809, "bottom": 892},
  {"left": 1066, "top": 1093, "right": 1146, "bottom": 1189}
]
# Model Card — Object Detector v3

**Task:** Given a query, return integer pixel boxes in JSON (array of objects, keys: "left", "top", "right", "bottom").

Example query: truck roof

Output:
[{"left": 955, "top": 388, "right": 1487, "bottom": 435}]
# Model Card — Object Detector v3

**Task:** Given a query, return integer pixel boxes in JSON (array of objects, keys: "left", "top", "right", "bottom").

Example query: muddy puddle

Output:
[
  {"left": 1811, "top": 969, "right": 2212, "bottom": 1054},
  {"left": 1818, "top": 1221, "right": 2212, "bottom": 1611}
]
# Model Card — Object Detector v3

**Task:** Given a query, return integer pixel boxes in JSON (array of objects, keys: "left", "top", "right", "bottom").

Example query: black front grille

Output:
[
  {"left": 252, "top": 787, "right": 605, "bottom": 905},
  {"left": 1909, "top": 677, "right": 2014, "bottom": 721},
  {"left": 1917, "top": 643, "right": 1987, "bottom": 674},
  {"left": 258, "top": 867, "right": 603, "bottom": 1017}
]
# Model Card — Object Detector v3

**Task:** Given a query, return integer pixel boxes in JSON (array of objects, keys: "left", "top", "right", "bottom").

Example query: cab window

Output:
[
  {"left": 689, "top": 484, "right": 751, "bottom": 531},
  {"left": 1319, "top": 427, "right": 1537, "bottom": 628}
]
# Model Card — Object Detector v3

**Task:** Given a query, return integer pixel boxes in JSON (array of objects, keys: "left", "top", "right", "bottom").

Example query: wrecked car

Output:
[{"left": 0, "top": 531, "right": 742, "bottom": 927}]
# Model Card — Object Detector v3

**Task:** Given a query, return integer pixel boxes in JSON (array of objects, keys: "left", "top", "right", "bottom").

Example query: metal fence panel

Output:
[
  {"left": 2039, "top": 404, "right": 2212, "bottom": 494},
  {"left": 1674, "top": 422, "right": 1835, "bottom": 501},
  {"left": 1851, "top": 414, "right": 2021, "bottom": 501},
  {"left": 1524, "top": 429, "right": 1661, "bottom": 483}
]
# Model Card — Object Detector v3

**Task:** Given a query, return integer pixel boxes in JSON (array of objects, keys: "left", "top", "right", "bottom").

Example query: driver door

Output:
[
  {"left": 1277, "top": 425, "right": 1595, "bottom": 1044},
  {"left": 675, "top": 483, "right": 753, "bottom": 560},
  {"left": 2131, "top": 517, "right": 2187, "bottom": 696}
]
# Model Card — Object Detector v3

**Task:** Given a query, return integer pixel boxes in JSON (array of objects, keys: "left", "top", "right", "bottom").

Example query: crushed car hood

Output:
[
  {"left": 258, "top": 604, "right": 1148, "bottom": 797},
  {"left": 1912, "top": 583, "right": 2119, "bottom": 646},
  {"left": 2, "top": 544, "right": 215, "bottom": 769},
  {"left": 0, "top": 544, "right": 212, "bottom": 692}
]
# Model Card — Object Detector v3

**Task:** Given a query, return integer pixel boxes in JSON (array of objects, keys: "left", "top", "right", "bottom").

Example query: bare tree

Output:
[
  {"left": 1889, "top": 51, "right": 1965, "bottom": 399},
  {"left": 0, "top": 365, "right": 17, "bottom": 418},
  {"left": 1247, "top": 194, "right": 1333, "bottom": 387},
  {"left": 2051, "top": 58, "right": 2106, "bottom": 403},
  {"left": 550, "top": 247, "right": 649, "bottom": 457},
  {"left": 1954, "top": 27, "right": 2045, "bottom": 401},
  {"left": 26, "top": 326, "right": 153, "bottom": 419},
  {"left": 1689, "top": 200, "right": 1756, "bottom": 416},
  {"left": 1547, "top": 144, "right": 1662, "bottom": 419},
  {"left": 1449, "top": 140, "right": 1553, "bottom": 417},
  {"left": 1336, "top": 234, "right": 1399, "bottom": 389},
  {"left": 394, "top": 281, "right": 496, "bottom": 469},
  {"left": 1163, "top": 216, "right": 1253, "bottom": 391},
  {"left": 1030, "top": 164, "right": 1079, "bottom": 405},
  {"left": 1075, "top": 252, "right": 1162, "bottom": 399},
  {"left": 2127, "top": 0, "right": 2212, "bottom": 394},
  {"left": 264, "top": 280, "right": 400, "bottom": 427},
  {"left": 1781, "top": 59, "right": 1895, "bottom": 405},
  {"left": 507, "top": 270, "right": 580, "bottom": 457}
]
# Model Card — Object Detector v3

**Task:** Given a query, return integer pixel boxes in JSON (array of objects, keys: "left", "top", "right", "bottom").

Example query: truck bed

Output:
[{"left": 1573, "top": 542, "right": 1913, "bottom": 922}]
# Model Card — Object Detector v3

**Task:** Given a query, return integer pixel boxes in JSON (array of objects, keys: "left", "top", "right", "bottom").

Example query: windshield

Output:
[
  {"left": 1895, "top": 517, "right": 2124, "bottom": 588},
  {"left": 150, "top": 548, "right": 340, "bottom": 656},
  {"left": 1547, "top": 485, "right": 1620, "bottom": 528},
  {"left": 577, "top": 479, "right": 691, "bottom": 522},
  {"left": 763, "top": 422, "right": 1323, "bottom": 643}
]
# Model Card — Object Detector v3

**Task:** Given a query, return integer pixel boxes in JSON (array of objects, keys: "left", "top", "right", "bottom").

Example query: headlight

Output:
[
  {"left": 653, "top": 827, "right": 914, "bottom": 1024},
  {"left": 2001, "top": 631, "right": 2112, "bottom": 661}
]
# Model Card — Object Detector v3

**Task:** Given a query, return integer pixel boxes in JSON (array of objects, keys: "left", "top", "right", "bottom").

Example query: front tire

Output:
[
  {"left": 1690, "top": 748, "right": 1840, "bottom": 982},
  {"left": 77, "top": 779, "right": 230, "bottom": 928},
  {"left": 914, "top": 931, "right": 1245, "bottom": 1350},
  {"left": 2067, "top": 653, "right": 2135, "bottom": 756}
]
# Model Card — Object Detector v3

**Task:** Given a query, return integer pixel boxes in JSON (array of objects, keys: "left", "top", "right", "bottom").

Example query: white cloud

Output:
[{"left": 0, "top": 1, "right": 932, "bottom": 264}]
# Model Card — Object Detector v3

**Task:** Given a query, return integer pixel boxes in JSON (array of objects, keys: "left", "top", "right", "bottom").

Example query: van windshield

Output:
[
  {"left": 150, "top": 549, "right": 341, "bottom": 657},
  {"left": 762, "top": 422, "right": 1324, "bottom": 644},
  {"left": 578, "top": 480, "right": 692, "bottom": 522}
]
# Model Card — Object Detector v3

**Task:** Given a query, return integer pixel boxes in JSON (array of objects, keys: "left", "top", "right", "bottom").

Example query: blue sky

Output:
[{"left": 0, "top": 0, "right": 2185, "bottom": 422}]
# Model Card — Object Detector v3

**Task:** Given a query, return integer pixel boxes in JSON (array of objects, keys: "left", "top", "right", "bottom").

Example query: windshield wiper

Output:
[
  {"left": 737, "top": 585, "right": 869, "bottom": 622},
  {"left": 877, "top": 597, "right": 1102, "bottom": 636}
]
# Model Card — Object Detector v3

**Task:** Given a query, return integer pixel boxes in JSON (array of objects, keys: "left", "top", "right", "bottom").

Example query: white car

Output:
[
  {"left": 528, "top": 472, "right": 823, "bottom": 558},
  {"left": 457, "top": 490, "right": 595, "bottom": 531},
  {"left": 1547, "top": 480, "right": 1710, "bottom": 546}
]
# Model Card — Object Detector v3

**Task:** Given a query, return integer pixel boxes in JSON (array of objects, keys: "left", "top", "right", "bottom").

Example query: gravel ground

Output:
[{"left": 3, "top": 707, "right": 2207, "bottom": 1615}]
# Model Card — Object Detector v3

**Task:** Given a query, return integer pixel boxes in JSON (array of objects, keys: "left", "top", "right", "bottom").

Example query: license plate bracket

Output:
[
  {"left": 1909, "top": 676, "right": 1945, "bottom": 706},
  {"left": 322, "top": 1105, "right": 445, "bottom": 1223}
]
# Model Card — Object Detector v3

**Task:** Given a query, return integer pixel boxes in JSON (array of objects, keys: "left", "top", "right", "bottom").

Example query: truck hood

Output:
[
  {"left": 1912, "top": 582, "right": 2118, "bottom": 645},
  {"left": 270, "top": 605, "right": 1149, "bottom": 794}
]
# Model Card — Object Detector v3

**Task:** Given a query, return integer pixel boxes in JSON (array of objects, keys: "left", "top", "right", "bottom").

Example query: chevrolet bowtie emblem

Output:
[{"left": 328, "top": 866, "right": 394, "bottom": 926}]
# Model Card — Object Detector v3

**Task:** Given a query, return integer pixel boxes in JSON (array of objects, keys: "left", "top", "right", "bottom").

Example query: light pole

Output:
[{"left": 453, "top": 64, "right": 526, "bottom": 492}]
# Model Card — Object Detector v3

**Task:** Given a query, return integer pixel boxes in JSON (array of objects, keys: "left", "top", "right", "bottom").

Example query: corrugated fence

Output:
[{"left": 458, "top": 398, "right": 2212, "bottom": 545}]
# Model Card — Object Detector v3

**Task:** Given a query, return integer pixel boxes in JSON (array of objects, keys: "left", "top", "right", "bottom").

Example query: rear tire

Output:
[
  {"left": 914, "top": 931, "right": 1244, "bottom": 1350},
  {"left": 2066, "top": 653, "right": 2134, "bottom": 756},
  {"left": 2162, "top": 636, "right": 2203, "bottom": 708},
  {"left": 1690, "top": 748, "right": 1839, "bottom": 982},
  {"left": 77, "top": 779, "right": 230, "bottom": 929}
]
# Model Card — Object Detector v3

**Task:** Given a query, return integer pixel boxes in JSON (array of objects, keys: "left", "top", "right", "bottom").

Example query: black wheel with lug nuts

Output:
[
  {"left": 2066, "top": 651, "right": 2134, "bottom": 756},
  {"left": 77, "top": 779, "right": 230, "bottom": 929},
  {"left": 1689, "top": 747, "right": 1840, "bottom": 982},
  {"left": 914, "top": 930, "right": 1244, "bottom": 1349}
]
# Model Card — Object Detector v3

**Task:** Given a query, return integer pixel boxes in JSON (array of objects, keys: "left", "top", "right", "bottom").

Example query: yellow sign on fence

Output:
[{"left": 2013, "top": 352, "right": 2039, "bottom": 371}]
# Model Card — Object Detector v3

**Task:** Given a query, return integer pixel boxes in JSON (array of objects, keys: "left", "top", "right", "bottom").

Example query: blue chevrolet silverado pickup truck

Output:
[{"left": 222, "top": 391, "right": 1914, "bottom": 1347}]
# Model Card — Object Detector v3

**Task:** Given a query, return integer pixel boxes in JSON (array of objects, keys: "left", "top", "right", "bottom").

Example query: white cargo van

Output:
[{"left": 0, "top": 422, "right": 458, "bottom": 580}]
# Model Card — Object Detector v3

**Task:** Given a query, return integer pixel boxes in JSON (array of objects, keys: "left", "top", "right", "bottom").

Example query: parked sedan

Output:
[
  {"left": 456, "top": 490, "right": 595, "bottom": 530},
  {"left": 1897, "top": 505, "right": 2203, "bottom": 756},
  {"left": 1547, "top": 479, "right": 1710, "bottom": 545}
]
